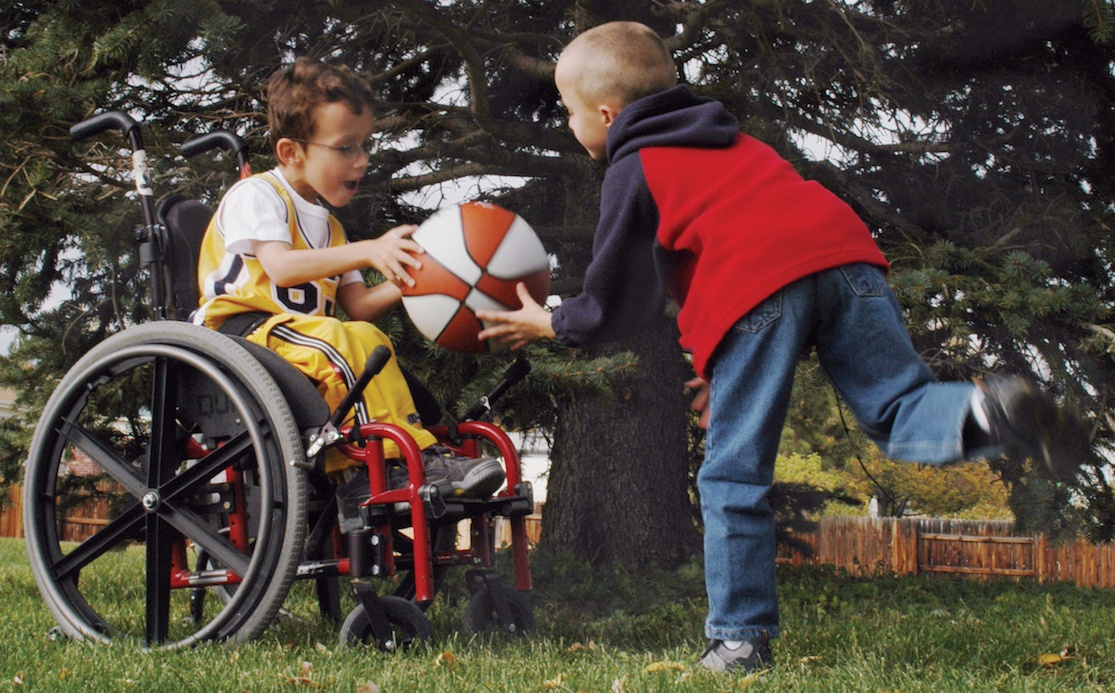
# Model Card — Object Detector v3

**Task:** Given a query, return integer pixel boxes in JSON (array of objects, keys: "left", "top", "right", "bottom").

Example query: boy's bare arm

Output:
[
  {"left": 476, "top": 283, "right": 556, "bottom": 350},
  {"left": 338, "top": 280, "right": 402, "bottom": 323},
  {"left": 252, "top": 224, "right": 423, "bottom": 289}
]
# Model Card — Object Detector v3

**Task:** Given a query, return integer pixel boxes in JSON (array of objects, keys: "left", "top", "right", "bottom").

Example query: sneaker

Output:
[
  {"left": 976, "top": 375, "right": 1089, "bottom": 481},
  {"left": 700, "top": 634, "right": 773, "bottom": 674},
  {"left": 422, "top": 445, "right": 505, "bottom": 497},
  {"left": 335, "top": 462, "right": 454, "bottom": 530},
  {"left": 335, "top": 466, "right": 373, "bottom": 533}
]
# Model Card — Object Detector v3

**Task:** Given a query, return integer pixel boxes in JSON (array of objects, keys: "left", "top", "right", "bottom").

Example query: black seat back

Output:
[{"left": 157, "top": 195, "right": 211, "bottom": 321}]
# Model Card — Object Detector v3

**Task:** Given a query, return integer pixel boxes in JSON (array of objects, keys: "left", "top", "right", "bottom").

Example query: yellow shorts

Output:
[{"left": 247, "top": 313, "right": 437, "bottom": 472}]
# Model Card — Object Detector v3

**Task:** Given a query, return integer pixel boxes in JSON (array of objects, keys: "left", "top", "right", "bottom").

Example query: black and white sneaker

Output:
[
  {"left": 335, "top": 462, "right": 454, "bottom": 530},
  {"left": 975, "top": 375, "right": 1089, "bottom": 481},
  {"left": 700, "top": 633, "right": 773, "bottom": 673},
  {"left": 422, "top": 445, "right": 505, "bottom": 497}
]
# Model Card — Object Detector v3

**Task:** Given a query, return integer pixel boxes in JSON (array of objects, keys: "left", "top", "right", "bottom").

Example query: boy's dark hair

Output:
[{"left": 266, "top": 57, "right": 376, "bottom": 146}]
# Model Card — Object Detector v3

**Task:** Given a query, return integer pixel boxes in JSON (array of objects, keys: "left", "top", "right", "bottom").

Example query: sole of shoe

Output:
[
  {"left": 453, "top": 459, "right": 506, "bottom": 497},
  {"left": 983, "top": 378, "right": 1088, "bottom": 481}
]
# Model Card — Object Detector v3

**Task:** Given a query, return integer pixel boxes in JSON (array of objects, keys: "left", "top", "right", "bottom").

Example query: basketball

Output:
[{"left": 401, "top": 201, "right": 551, "bottom": 353}]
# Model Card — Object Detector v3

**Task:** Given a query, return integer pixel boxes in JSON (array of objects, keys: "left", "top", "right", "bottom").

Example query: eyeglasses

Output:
[{"left": 291, "top": 138, "right": 378, "bottom": 160}]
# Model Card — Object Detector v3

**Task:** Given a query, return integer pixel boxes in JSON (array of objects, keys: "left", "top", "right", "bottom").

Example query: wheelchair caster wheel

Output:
[
  {"left": 339, "top": 596, "right": 433, "bottom": 650},
  {"left": 462, "top": 580, "right": 534, "bottom": 636}
]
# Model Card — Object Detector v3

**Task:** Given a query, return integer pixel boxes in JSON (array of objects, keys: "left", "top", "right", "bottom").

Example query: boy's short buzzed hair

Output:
[
  {"left": 266, "top": 57, "right": 376, "bottom": 145},
  {"left": 562, "top": 21, "right": 677, "bottom": 108}
]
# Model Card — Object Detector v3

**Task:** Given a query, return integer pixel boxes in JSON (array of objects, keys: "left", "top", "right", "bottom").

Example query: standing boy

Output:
[
  {"left": 194, "top": 57, "right": 504, "bottom": 518},
  {"left": 477, "top": 22, "right": 1088, "bottom": 673}
]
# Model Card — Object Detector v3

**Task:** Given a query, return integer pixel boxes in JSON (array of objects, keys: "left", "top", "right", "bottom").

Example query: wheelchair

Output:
[{"left": 22, "top": 111, "right": 536, "bottom": 650}]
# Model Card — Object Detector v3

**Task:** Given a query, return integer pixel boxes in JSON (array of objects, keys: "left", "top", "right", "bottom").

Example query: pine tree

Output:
[{"left": 2, "top": 0, "right": 1114, "bottom": 552}]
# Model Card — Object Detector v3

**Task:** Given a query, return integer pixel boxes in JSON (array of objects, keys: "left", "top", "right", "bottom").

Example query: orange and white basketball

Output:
[{"left": 401, "top": 201, "right": 551, "bottom": 353}]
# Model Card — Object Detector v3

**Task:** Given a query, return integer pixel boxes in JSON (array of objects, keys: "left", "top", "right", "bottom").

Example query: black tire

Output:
[
  {"left": 462, "top": 580, "right": 534, "bottom": 635},
  {"left": 23, "top": 322, "right": 307, "bottom": 648},
  {"left": 339, "top": 595, "right": 433, "bottom": 650}
]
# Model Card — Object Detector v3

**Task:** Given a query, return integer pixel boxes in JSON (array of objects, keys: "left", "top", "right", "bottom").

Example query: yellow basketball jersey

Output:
[
  {"left": 194, "top": 170, "right": 346, "bottom": 329},
  {"left": 191, "top": 170, "right": 437, "bottom": 468}
]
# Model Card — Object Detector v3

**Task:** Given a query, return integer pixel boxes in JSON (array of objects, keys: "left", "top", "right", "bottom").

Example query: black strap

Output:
[{"left": 218, "top": 311, "right": 270, "bottom": 337}]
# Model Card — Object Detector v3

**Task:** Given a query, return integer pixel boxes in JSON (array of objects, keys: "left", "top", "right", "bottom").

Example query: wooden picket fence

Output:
[
  {"left": 4, "top": 486, "right": 1114, "bottom": 589},
  {"left": 2, "top": 481, "right": 118, "bottom": 543},
  {"left": 2, "top": 481, "right": 542, "bottom": 547},
  {"left": 777, "top": 516, "right": 1115, "bottom": 589},
  {"left": 0, "top": 484, "right": 21, "bottom": 539}
]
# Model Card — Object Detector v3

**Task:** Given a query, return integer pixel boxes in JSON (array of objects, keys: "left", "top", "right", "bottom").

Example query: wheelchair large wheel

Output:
[{"left": 23, "top": 322, "right": 307, "bottom": 648}]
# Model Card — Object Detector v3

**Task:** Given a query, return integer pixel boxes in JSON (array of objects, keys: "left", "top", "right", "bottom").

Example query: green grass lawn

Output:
[{"left": 2, "top": 536, "right": 1114, "bottom": 692}]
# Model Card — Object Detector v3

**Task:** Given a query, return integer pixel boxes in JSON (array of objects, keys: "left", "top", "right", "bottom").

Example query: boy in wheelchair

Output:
[{"left": 192, "top": 56, "right": 504, "bottom": 525}]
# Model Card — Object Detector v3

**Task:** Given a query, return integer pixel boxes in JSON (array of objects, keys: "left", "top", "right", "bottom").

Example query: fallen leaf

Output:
[
  {"left": 356, "top": 681, "right": 381, "bottom": 693},
  {"left": 286, "top": 661, "right": 317, "bottom": 687},
  {"left": 799, "top": 655, "right": 823, "bottom": 665},
  {"left": 610, "top": 676, "right": 625, "bottom": 693},
  {"left": 645, "top": 661, "right": 686, "bottom": 673},
  {"left": 435, "top": 651, "right": 458, "bottom": 667},
  {"left": 287, "top": 677, "right": 317, "bottom": 688},
  {"left": 543, "top": 673, "right": 566, "bottom": 688},
  {"left": 1038, "top": 652, "right": 1071, "bottom": 667}
]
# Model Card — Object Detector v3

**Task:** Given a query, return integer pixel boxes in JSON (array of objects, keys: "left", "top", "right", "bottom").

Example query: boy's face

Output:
[
  {"left": 281, "top": 100, "right": 375, "bottom": 206},
  {"left": 555, "top": 56, "right": 612, "bottom": 160}
]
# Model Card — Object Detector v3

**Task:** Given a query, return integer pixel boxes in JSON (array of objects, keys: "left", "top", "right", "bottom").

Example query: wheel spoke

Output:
[
  {"left": 158, "top": 501, "right": 251, "bottom": 577},
  {"left": 56, "top": 418, "right": 146, "bottom": 500},
  {"left": 158, "top": 430, "right": 253, "bottom": 503},
  {"left": 50, "top": 500, "right": 144, "bottom": 582},
  {"left": 144, "top": 514, "right": 175, "bottom": 645},
  {"left": 146, "top": 354, "right": 179, "bottom": 490}
]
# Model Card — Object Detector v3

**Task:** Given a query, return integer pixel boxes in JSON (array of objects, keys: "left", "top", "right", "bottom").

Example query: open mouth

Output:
[{"left": 343, "top": 180, "right": 359, "bottom": 192}]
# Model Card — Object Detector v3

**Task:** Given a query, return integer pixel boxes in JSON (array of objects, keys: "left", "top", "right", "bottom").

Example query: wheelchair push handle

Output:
[
  {"left": 70, "top": 111, "right": 141, "bottom": 145},
  {"left": 70, "top": 110, "right": 163, "bottom": 315},
  {"left": 70, "top": 111, "right": 154, "bottom": 203},
  {"left": 181, "top": 131, "right": 253, "bottom": 178}
]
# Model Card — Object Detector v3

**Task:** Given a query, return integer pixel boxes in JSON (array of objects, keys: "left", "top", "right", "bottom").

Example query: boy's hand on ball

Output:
[
  {"left": 360, "top": 224, "right": 423, "bottom": 287},
  {"left": 477, "top": 283, "right": 556, "bottom": 350}
]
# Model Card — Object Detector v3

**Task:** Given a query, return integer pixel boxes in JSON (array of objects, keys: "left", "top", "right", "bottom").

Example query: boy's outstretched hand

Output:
[
  {"left": 476, "top": 283, "right": 556, "bottom": 350},
  {"left": 686, "top": 376, "right": 711, "bottom": 429},
  {"left": 357, "top": 224, "right": 423, "bottom": 287}
]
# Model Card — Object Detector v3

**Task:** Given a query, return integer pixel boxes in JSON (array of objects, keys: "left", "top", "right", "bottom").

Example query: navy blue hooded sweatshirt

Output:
[{"left": 550, "top": 85, "right": 888, "bottom": 378}]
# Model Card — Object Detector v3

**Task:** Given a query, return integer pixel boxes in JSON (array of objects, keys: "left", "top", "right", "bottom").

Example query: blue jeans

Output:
[{"left": 699, "top": 263, "right": 974, "bottom": 641}]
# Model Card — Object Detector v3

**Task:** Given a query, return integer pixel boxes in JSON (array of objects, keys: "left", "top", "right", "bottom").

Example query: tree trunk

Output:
[{"left": 540, "top": 315, "right": 700, "bottom": 568}]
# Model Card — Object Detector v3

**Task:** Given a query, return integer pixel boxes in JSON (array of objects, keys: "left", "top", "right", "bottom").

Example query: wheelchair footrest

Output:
[
  {"left": 489, "top": 481, "right": 535, "bottom": 518},
  {"left": 486, "top": 494, "right": 534, "bottom": 518}
]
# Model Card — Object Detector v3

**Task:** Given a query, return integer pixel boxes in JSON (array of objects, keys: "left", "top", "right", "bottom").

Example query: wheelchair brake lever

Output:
[
  {"left": 304, "top": 345, "right": 392, "bottom": 460},
  {"left": 305, "top": 423, "right": 342, "bottom": 460}
]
